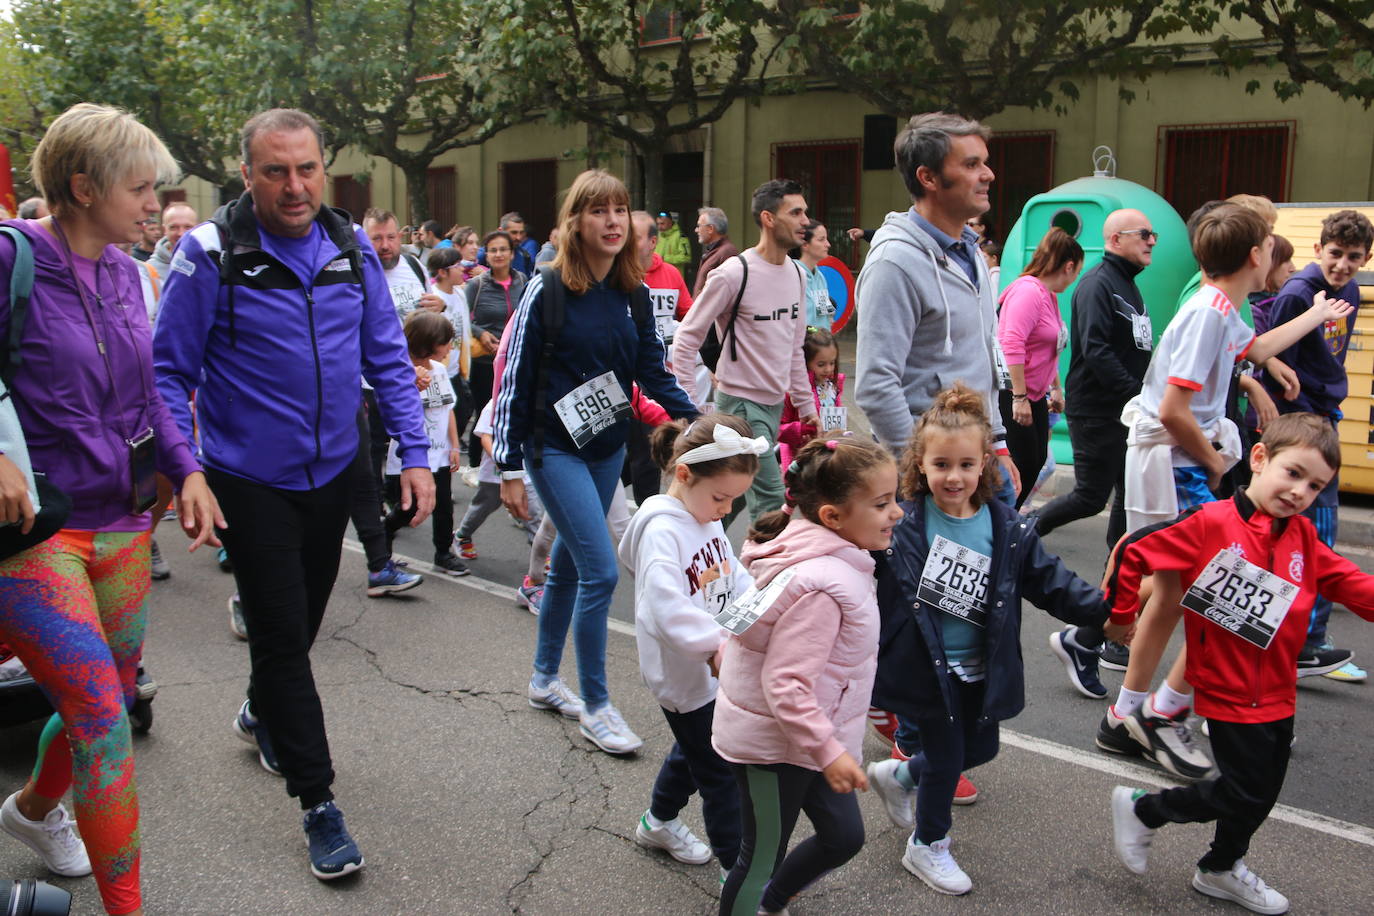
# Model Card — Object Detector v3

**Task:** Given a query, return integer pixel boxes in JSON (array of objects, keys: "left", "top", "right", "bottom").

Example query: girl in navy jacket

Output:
[{"left": 867, "top": 384, "right": 1124, "bottom": 896}]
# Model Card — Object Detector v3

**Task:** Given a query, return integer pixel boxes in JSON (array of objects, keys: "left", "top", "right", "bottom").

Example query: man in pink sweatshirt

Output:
[{"left": 671, "top": 180, "right": 818, "bottom": 528}]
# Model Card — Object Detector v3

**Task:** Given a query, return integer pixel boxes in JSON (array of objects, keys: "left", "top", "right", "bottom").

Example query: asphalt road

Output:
[{"left": 3, "top": 479, "right": 1373, "bottom": 915}]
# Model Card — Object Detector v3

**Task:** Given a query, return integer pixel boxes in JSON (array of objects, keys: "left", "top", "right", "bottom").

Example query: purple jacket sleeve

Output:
[{"left": 354, "top": 232, "right": 429, "bottom": 470}]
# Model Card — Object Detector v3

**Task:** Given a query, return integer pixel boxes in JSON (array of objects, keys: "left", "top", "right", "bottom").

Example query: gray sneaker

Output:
[
  {"left": 527, "top": 676, "right": 583, "bottom": 719},
  {"left": 149, "top": 539, "right": 171, "bottom": 580},
  {"left": 228, "top": 594, "right": 248, "bottom": 641}
]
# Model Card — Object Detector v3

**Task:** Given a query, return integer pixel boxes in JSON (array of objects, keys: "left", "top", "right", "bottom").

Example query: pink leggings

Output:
[{"left": 0, "top": 529, "right": 149, "bottom": 915}]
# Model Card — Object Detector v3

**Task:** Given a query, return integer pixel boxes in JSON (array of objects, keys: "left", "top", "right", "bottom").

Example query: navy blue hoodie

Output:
[
  {"left": 1261, "top": 262, "right": 1357, "bottom": 419},
  {"left": 492, "top": 270, "right": 697, "bottom": 468}
]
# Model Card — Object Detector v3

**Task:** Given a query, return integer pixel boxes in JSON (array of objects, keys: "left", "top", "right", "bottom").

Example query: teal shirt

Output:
[{"left": 925, "top": 501, "right": 993, "bottom": 681}]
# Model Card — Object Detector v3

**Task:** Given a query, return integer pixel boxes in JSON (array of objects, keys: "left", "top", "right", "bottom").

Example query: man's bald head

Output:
[
  {"left": 162, "top": 202, "right": 198, "bottom": 249},
  {"left": 1104, "top": 208, "right": 1155, "bottom": 268}
]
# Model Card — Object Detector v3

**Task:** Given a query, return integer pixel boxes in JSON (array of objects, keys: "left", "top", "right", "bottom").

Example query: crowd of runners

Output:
[{"left": 1, "top": 101, "right": 1372, "bottom": 916}]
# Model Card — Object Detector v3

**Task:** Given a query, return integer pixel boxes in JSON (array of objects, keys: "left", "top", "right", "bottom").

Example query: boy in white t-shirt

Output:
[
  {"left": 1100, "top": 202, "right": 1355, "bottom": 781},
  {"left": 384, "top": 311, "right": 468, "bottom": 576}
]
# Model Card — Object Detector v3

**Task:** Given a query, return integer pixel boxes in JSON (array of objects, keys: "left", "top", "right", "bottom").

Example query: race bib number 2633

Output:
[{"left": 1181, "top": 549, "right": 1298, "bottom": 650}]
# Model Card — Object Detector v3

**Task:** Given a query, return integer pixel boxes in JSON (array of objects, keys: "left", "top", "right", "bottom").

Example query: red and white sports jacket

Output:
[{"left": 1105, "top": 489, "right": 1374, "bottom": 723}]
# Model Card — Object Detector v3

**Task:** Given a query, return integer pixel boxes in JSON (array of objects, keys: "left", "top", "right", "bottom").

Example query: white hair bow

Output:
[{"left": 679, "top": 423, "right": 771, "bottom": 465}]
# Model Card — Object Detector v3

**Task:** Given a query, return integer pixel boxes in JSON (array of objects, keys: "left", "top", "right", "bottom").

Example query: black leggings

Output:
[
  {"left": 468, "top": 359, "right": 494, "bottom": 467},
  {"left": 999, "top": 390, "right": 1050, "bottom": 510},
  {"left": 720, "top": 762, "right": 865, "bottom": 916},
  {"left": 209, "top": 465, "right": 351, "bottom": 809},
  {"left": 384, "top": 468, "right": 454, "bottom": 556}
]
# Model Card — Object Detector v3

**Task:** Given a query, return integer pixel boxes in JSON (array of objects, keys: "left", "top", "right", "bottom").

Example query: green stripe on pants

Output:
[{"left": 733, "top": 765, "right": 783, "bottom": 916}]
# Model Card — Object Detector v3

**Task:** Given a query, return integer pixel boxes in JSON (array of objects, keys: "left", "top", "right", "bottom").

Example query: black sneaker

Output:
[
  {"left": 1050, "top": 627, "right": 1108, "bottom": 699},
  {"left": 1123, "top": 704, "right": 1212, "bottom": 779},
  {"left": 303, "top": 801, "right": 364, "bottom": 880},
  {"left": 1099, "top": 640, "right": 1131, "bottom": 671},
  {"left": 1096, "top": 708, "right": 1141, "bottom": 756},
  {"left": 1296, "top": 646, "right": 1353, "bottom": 679},
  {"left": 433, "top": 551, "right": 470, "bottom": 577}
]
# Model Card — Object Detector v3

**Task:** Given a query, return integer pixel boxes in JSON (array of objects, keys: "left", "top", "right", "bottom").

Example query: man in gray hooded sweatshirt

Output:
[{"left": 855, "top": 111, "right": 1019, "bottom": 501}]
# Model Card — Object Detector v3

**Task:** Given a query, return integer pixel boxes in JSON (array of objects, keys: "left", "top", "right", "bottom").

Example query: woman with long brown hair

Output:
[
  {"left": 996, "top": 226, "right": 1082, "bottom": 508},
  {"left": 492, "top": 170, "right": 698, "bottom": 755}
]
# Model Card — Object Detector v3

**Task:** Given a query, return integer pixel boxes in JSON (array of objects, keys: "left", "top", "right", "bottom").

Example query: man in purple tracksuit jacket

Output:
[{"left": 154, "top": 108, "right": 433, "bottom": 880}]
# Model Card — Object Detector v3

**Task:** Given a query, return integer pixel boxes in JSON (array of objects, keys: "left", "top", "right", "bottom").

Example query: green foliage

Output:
[
  {"left": 1204, "top": 0, "right": 1374, "bottom": 106},
  {"left": 230, "top": 0, "right": 538, "bottom": 220},
  {"left": 770, "top": 0, "right": 1191, "bottom": 120},
  {"left": 0, "top": 16, "right": 48, "bottom": 197},
  {"left": 13, "top": 0, "right": 252, "bottom": 196},
  {"left": 481, "top": 0, "right": 798, "bottom": 208}
]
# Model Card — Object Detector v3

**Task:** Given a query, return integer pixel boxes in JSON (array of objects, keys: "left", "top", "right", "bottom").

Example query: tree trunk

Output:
[
  {"left": 640, "top": 147, "right": 665, "bottom": 215},
  {"left": 401, "top": 160, "right": 432, "bottom": 225}
]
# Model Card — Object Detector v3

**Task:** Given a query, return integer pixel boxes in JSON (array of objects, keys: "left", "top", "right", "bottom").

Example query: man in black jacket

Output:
[{"left": 1034, "top": 209, "right": 1156, "bottom": 548}]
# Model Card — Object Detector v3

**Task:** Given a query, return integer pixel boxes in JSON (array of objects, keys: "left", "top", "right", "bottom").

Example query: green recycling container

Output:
[{"left": 1001, "top": 162, "right": 1198, "bottom": 466}]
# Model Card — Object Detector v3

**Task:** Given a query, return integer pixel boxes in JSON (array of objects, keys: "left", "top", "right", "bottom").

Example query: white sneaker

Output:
[
  {"left": 1111, "top": 785, "right": 1155, "bottom": 874},
  {"left": 0, "top": 791, "right": 92, "bottom": 877},
  {"left": 866, "top": 759, "right": 915, "bottom": 830},
  {"left": 527, "top": 676, "right": 583, "bottom": 719},
  {"left": 901, "top": 835, "right": 971, "bottom": 895},
  {"left": 579, "top": 703, "right": 643, "bottom": 754},
  {"left": 1192, "top": 861, "right": 1290, "bottom": 914},
  {"left": 634, "top": 811, "right": 712, "bottom": 865}
]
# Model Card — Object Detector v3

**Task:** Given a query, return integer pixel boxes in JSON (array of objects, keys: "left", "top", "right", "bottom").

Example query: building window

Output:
[
  {"left": 157, "top": 188, "right": 187, "bottom": 210},
  {"left": 774, "top": 140, "right": 861, "bottom": 268},
  {"left": 641, "top": 3, "right": 700, "bottom": 45},
  {"left": 499, "top": 158, "right": 558, "bottom": 248},
  {"left": 986, "top": 131, "right": 1055, "bottom": 240},
  {"left": 425, "top": 167, "right": 457, "bottom": 230},
  {"left": 333, "top": 175, "right": 371, "bottom": 222},
  {"left": 1160, "top": 121, "right": 1294, "bottom": 220}
]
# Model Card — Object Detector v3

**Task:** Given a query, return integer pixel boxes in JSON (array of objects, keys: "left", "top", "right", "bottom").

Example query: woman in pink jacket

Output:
[
  {"left": 713, "top": 436, "right": 902, "bottom": 916},
  {"left": 996, "top": 227, "right": 1083, "bottom": 508}
]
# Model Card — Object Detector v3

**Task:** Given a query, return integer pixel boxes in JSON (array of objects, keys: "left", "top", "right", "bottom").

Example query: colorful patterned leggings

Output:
[{"left": 0, "top": 529, "right": 148, "bottom": 915}]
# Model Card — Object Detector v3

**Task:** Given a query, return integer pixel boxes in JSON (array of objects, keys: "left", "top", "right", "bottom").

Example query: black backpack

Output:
[
  {"left": 698, "top": 253, "right": 748, "bottom": 373},
  {"left": 529, "top": 264, "right": 650, "bottom": 468}
]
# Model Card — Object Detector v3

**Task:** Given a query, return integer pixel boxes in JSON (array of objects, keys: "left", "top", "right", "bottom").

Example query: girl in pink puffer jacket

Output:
[{"left": 713, "top": 436, "right": 902, "bottom": 916}]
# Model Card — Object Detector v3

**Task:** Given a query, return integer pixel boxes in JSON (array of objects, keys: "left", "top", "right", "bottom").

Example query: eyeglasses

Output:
[{"left": 1119, "top": 228, "right": 1158, "bottom": 243}]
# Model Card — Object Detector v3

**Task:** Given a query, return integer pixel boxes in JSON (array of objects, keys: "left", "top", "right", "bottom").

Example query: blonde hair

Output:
[
  {"left": 1226, "top": 194, "right": 1278, "bottom": 229},
  {"left": 551, "top": 170, "right": 644, "bottom": 294},
  {"left": 30, "top": 103, "right": 179, "bottom": 217}
]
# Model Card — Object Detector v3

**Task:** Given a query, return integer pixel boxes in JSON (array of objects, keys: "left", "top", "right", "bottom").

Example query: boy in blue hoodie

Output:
[{"left": 1259, "top": 209, "right": 1373, "bottom": 680}]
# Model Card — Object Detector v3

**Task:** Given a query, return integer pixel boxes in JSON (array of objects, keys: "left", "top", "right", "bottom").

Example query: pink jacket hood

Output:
[{"left": 713, "top": 519, "right": 879, "bottom": 771}]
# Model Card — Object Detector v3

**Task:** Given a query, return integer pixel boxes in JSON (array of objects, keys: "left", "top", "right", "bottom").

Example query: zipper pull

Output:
[{"left": 97, "top": 341, "right": 106, "bottom": 355}]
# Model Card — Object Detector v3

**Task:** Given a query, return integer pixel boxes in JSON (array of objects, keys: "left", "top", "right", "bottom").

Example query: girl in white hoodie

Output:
[{"left": 617, "top": 415, "right": 767, "bottom": 876}]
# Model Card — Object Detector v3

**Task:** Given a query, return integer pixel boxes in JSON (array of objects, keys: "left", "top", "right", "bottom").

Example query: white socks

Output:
[
  {"left": 1151, "top": 682, "right": 1193, "bottom": 718},
  {"left": 1112, "top": 687, "right": 1150, "bottom": 718}
]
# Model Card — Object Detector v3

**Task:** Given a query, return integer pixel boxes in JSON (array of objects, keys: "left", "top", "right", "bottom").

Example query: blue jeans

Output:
[
  {"left": 1304, "top": 501, "right": 1337, "bottom": 647},
  {"left": 994, "top": 460, "right": 1017, "bottom": 509},
  {"left": 526, "top": 444, "right": 625, "bottom": 710}
]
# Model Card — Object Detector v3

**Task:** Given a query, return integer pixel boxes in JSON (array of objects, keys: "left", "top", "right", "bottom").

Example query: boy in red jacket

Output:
[{"left": 1107, "top": 413, "right": 1374, "bottom": 914}]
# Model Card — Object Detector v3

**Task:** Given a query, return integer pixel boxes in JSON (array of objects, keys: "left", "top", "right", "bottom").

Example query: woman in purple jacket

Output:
[{"left": 0, "top": 104, "right": 220, "bottom": 916}]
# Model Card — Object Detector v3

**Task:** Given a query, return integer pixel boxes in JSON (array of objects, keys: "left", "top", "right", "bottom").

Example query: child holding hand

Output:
[
  {"left": 618, "top": 415, "right": 764, "bottom": 875},
  {"left": 714, "top": 436, "right": 902, "bottom": 916},
  {"left": 1109, "top": 413, "right": 1374, "bottom": 914},
  {"left": 866, "top": 384, "right": 1123, "bottom": 895}
]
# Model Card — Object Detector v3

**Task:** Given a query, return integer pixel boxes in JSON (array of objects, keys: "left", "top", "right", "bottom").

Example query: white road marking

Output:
[
  {"left": 355, "top": 539, "right": 1374, "bottom": 847},
  {"left": 344, "top": 540, "right": 636, "bottom": 636}
]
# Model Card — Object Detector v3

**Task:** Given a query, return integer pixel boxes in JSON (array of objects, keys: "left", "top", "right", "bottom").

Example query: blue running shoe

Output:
[
  {"left": 1050, "top": 627, "right": 1108, "bottom": 699},
  {"left": 232, "top": 700, "right": 282, "bottom": 776},
  {"left": 303, "top": 801, "right": 364, "bottom": 880},
  {"left": 367, "top": 559, "right": 423, "bottom": 597}
]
